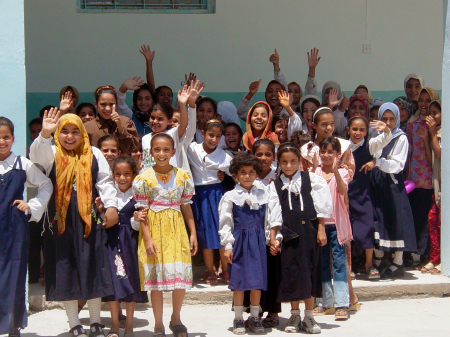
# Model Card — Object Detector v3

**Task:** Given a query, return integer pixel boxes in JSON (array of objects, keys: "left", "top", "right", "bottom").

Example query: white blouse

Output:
[
  {"left": 375, "top": 134, "right": 409, "bottom": 175},
  {"left": 256, "top": 163, "right": 277, "bottom": 186},
  {"left": 187, "top": 142, "right": 233, "bottom": 186},
  {"left": 349, "top": 131, "right": 392, "bottom": 157},
  {"left": 30, "top": 134, "right": 118, "bottom": 209},
  {"left": 218, "top": 181, "right": 269, "bottom": 250},
  {"left": 0, "top": 153, "right": 53, "bottom": 222},
  {"left": 267, "top": 171, "right": 333, "bottom": 242}
]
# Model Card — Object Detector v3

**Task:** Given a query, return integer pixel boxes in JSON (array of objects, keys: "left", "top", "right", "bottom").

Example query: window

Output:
[{"left": 78, "top": 0, "right": 215, "bottom": 13}]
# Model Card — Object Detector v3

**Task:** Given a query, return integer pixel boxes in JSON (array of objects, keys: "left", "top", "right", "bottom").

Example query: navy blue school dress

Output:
[
  {"left": 370, "top": 136, "right": 417, "bottom": 252},
  {"left": 44, "top": 156, "right": 114, "bottom": 301},
  {"left": 228, "top": 203, "right": 267, "bottom": 292},
  {"left": 348, "top": 140, "right": 375, "bottom": 251},
  {"left": 0, "top": 157, "right": 29, "bottom": 334},
  {"left": 103, "top": 196, "right": 148, "bottom": 303},
  {"left": 274, "top": 172, "right": 322, "bottom": 302}
]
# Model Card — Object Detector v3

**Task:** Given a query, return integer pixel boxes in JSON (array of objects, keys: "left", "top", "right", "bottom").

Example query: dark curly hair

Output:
[
  {"left": 112, "top": 155, "right": 139, "bottom": 175},
  {"left": 229, "top": 152, "right": 263, "bottom": 175}
]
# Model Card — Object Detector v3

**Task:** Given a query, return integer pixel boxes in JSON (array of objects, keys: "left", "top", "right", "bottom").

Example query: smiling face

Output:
[
  {"left": 265, "top": 83, "right": 283, "bottom": 108},
  {"left": 136, "top": 89, "right": 154, "bottom": 112},
  {"left": 202, "top": 126, "right": 223, "bottom": 153},
  {"left": 78, "top": 106, "right": 96, "bottom": 123},
  {"left": 274, "top": 119, "right": 288, "bottom": 143},
  {"left": 278, "top": 151, "right": 299, "bottom": 179},
  {"left": 234, "top": 165, "right": 258, "bottom": 191},
  {"left": 156, "top": 87, "right": 173, "bottom": 106},
  {"left": 254, "top": 144, "right": 274, "bottom": 173},
  {"left": 302, "top": 101, "right": 318, "bottom": 127},
  {"left": 150, "top": 137, "right": 175, "bottom": 168},
  {"left": 405, "top": 78, "right": 422, "bottom": 102},
  {"left": 348, "top": 119, "right": 367, "bottom": 144},
  {"left": 429, "top": 104, "right": 441, "bottom": 126},
  {"left": 224, "top": 125, "right": 242, "bottom": 151},
  {"left": 113, "top": 162, "right": 136, "bottom": 193},
  {"left": 312, "top": 113, "right": 334, "bottom": 141},
  {"left": 395, "top": 103, "right": 409, "bottom": 123},
  {"left": 95, "top": 93, "right": 116, "bottom": 119},
  {"left": 250, "top": 106, "right": 269, "bottom": 137},
  {"left": 348, "top": 100, "right": 367, "bottom": 118},
  {"left": 170, "top": 111, "right": 180, "bottom": 128},
  {"left": 150, "top": 109, "right": 170, "bottom": 133},
  {"left": 0, "top": 126, "right": 14, "bottom": 160},
  {"left": 319, "top": 144, "right": 339, "bottom": 167},
  {"left": 197, "top": 101, "right": 217, "bottom": 128},
  {"left": 418, "top": 91, "right": 432, "bottom": 116},
  {"left": 100, "top": 139, "right": 120, "bottom": 167},
  {"left": 58, "top": 124, "right": 81, "bottom": 151},
  {"left": 288, "top": 83, "right": 301, "bottom": 105},
  {"left": 381, "top": 111, "right": 397, "bottom": 131}
]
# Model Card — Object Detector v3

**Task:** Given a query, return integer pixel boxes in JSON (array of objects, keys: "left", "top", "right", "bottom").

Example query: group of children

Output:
[{"left": 0, "top": 45, "right": 442, "bottom": 337}]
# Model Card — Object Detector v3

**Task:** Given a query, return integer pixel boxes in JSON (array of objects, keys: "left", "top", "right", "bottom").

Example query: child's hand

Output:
[
  {"left": 134, "top": 209, "right": 148, "bottom": 222},
  {"left": 416, "top": 125, "right": 428, "bottom": 140},
  {"left": 188, "top": 80, "right": 206, "bottom": 107},
  {"left": 307, "top": 48, "right": 321, "bottom": 69},
  {"left": 103, "top": 207, "right": 119, "bottom": 228},
  {"left": 41, "top": 107, "right": 61, "bottom": 138},
  {"left": 12, "top": 200, "right": 31, "bottom": 213},
  {"left": 426, "top": 116, "right": 437, "bottom": 136},
  {"left": 277, "top": 90, "right": 291, "bottom": 109},
  {"left": 369, "top": 120, "right": 389, "bottom": 133},
  {"left": 145, "top": 237, "right": 159, "bottom": 256},
  {"left": 360, "top": 160, "right": 376, "bottom": 174},
  {"left": 269, "top": 49, "right": 280, "bottom": 71},
  {"left": 95, "top": 197, "right": 104, "bottom": 215},
  {"left": 248, "top": 79, "right": 261, "bottom": 96},
  {"left": 270, "top": 239, "right": 280, "bottom": 256},
  {"left": 59, "top": 91, "right": 73, "bottom": 112},
  {"left": 139, "top": 44, "right": 155, "bottom": 62},
  {"left": 224, "top": 249, "right": 233, "bottom": 264},
  {"left": 110, "top": 105, "right": 124, "bottom": 133},
  {"left": 185, "top": 72, "right": 197, "bottom": 87},
  {"left": 121, "top": 77, "right": 145, "bottom": 92},
  {"left": 190, "top": 234, "right": 198, "bottom": 256},
  {"left": 340, "top": 93, "right": 349, "bottom": 110},
  {"left": 177, "top": 84, "right": 191, "bottom": 106},
  {"left": 332, "top": 157, "right": 340, "bottom": 173},
  {"left": 317, "top": 228, "right": 327, "bottom": 246},
  {"left": 328, "top": 87, "right": 343, "bottom": 108},
  {"left": 217, "top": 171, "right": 225, "bottom": 181}
]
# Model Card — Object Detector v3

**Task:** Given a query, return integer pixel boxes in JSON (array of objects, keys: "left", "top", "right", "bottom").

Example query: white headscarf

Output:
[
  {"left": 403, "top": 73, "right": 424, "bottom": 92},
  {"left": 378, "top": 102, "right": 405, "bottom": 140},
  {"left": 217, "top": 101, "right": 240, "bottom": 125},
  {"left": 321, "top": 81, "right": 342, "bottom": 104}
]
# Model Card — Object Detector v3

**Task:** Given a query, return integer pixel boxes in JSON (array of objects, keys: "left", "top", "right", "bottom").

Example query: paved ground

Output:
[{"left": 11, "top": 296, "right": 450, "bottom": 337}]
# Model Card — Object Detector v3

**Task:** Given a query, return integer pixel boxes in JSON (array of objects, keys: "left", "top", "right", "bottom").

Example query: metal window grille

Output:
[{"left": 78, "top": 0, "right": 214, "bottom": 13}]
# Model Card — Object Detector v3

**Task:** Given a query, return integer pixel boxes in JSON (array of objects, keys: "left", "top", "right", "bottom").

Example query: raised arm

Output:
[
  {"left": 59, "top": 91, "right": 73, "bottom": 115},
  {"left": 185, "top": 79, "right": 206, "bottom": 143},
  {"left": 306, "top": 48, "right": 320, "bottom": 96},
  {"left": 368, "top": 120, "right": 392, "bottom": 155},
  {"left": 237, "top": 79, "right": 261, "bottom": 120},
  {"left": 176, "top": 84, "right": 191, "bottom": 139},
  {"left": 117, "top": 77, "right": 145, "bottom": 118},
  {"left": 376, "top": 135, "right": 409, "bottom": 174},
  {"left": 270, "top": 49, "right": 288, "bottom": 90},
  {"left": 139, "top": 44, "right": 156, "bottom": 91}
]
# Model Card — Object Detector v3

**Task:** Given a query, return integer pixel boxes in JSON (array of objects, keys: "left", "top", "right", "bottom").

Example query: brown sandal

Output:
[{"left": 203, "top": 271, "right": 218, "bottom": 285}]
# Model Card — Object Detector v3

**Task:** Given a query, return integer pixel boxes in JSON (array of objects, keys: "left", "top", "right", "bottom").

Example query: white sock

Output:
[
  {"left": 290, "top": 309, "right": 300, "bottom": 316},
  {"left": 64, "top": 300, "right": 81, "bottom": 329},
  {"left": 250, "top": 305, "right": 259, "bottom": 318},
  {"left": 87, "top": 298, "right": 102, "bottom": 325},
  {"left": 374, "top": 249, "right": 384, "bottom": 266},
  {"left": 304, "top": 309, "right": 313, "bottom": 318},
  {"left": 234, "top": 305, "right": 244, "bottom": 320},
  {"left": 390, "top": 251, "right": 403, "bottom": 270}
]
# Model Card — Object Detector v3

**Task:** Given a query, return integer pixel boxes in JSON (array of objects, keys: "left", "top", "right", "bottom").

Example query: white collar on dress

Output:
[
  {"left": 280, "top": 171, "right": 304, "bottom": 211},
  {"left": 228, "top": 180, "right": 268, "bottom": 209},
  {"left": 0, "top": 152, "right": 17, "bottom": 167},
  {"left": 349, "top": 139, "right": 365, "bottom": 152}
]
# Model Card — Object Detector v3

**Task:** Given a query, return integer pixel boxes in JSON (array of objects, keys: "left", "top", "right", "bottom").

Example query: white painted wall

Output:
[{"left": 25, "top": 0, "right": 443, "bottom": 95}]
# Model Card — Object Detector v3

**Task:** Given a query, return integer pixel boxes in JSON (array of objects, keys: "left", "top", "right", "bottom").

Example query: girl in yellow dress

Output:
[{"left": 133, "top": 133, "right": 197, "bottom": 337}]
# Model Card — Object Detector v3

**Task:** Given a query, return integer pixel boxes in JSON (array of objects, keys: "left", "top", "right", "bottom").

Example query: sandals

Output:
[
  {"left": 420, "top": 262, "right": 435, "bottom": 273},
  {"left": 335, "top": 308, "right": 348, "bottom": 320},
  {"left": 106, "top": 331, "right": 119, "bottom": 337},
  {"left": 203, "top": 271, "right": 218, "bottom": 285},
  {"left": 261, "top": 315, "right": 279, "bottom": 328},
  {"left": 366, "top": 266, "right": 380, "bottom": 279},
  {"left": 374, "top": 256, "right": 391, "bottom": 274},
  {"left": 430, "top": 264, "right": 442, "bottom": 275},
  {"left": 169, "top": 321, "right": 188, "bottom": 337},
  {"left": 383, "top": 263, "right": 405, "bottom": 278},
  {"left": 313, "top": 306, "right": 335, "bottom": 316},
  {"left": 348, "top": 302, "right": 361, "bottom": 311},
  {"left": 89, "top": 323, "right": 106, "bottom": 337},
  {"left": 70, "top": 325, "right": 87, "bottom": 337},
  {"left": 219, "top": 271, "right": 230, "bottom": 284},
  {"left": 152, "top": 332, "right": 166, "bottom": 337}
]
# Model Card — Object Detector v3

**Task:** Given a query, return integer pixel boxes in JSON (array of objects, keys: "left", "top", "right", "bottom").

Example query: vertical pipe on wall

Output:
[{"left": 441, "top": 0, "right": 449, "bottom": 276}]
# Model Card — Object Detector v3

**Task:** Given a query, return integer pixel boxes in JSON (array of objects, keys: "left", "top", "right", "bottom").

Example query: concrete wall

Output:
[
  {"left": 25, "top": 0, "right": 443, "bottom": 118},
  {"left": 1, "top": 0, "right": 27, "bottom": 156}
]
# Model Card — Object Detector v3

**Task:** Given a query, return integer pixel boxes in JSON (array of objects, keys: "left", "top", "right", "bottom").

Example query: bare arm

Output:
[{"left": 139, "top": 44, "right": 156, "bottom": 91}]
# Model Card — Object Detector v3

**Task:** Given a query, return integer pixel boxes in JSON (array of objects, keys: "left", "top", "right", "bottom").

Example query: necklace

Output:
[{"left": 155, "top": 169, "right": 173, "bottom": 184}]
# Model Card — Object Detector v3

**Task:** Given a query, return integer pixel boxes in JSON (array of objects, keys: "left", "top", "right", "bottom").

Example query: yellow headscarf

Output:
[
  {"left": 407, "top": 87, "right": 440, "bottom": 124},
  {"left": 54, "top": 114, "right": 93, "bottom": 238}
]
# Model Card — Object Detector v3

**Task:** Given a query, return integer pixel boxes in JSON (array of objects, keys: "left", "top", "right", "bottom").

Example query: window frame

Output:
[{"left": 77, "top": 0, "right": 215, "bottom": 14}]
